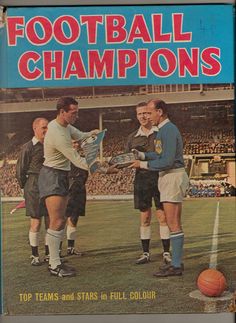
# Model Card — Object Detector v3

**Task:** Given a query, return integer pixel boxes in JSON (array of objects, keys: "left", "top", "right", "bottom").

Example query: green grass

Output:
[{"left": 1, "top": 198, "right": 236, "bottom": 315}]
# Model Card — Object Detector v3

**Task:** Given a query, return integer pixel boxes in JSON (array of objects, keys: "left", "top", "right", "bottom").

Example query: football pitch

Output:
[{"left": 1, "top": 197, "right": 236, "bottom": 315}]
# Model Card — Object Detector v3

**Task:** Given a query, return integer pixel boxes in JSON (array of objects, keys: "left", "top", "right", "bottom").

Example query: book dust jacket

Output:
[{"left": 0, "top": 3, "right": 235, "bottom": 316}]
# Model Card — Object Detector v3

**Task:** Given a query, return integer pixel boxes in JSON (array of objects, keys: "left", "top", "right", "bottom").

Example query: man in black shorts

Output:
[
  {"left": 16, "top": 117, "right": 49, "bottom": 266},
  {"left": 66, "top": 140, "right": 88, "bottom": 256},
  {"left": 125, "top": 102, "right": 171, "bottom": 265}
]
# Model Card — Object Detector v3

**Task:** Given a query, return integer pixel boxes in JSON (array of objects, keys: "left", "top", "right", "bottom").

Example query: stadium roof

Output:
[{"left": 0, "top": 88, "right": 234, "bottom": 114}]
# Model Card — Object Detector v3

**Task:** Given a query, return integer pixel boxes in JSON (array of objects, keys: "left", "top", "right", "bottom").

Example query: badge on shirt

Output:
[{"left": 155, "top": 139, "right": 162, "bottom": 154}]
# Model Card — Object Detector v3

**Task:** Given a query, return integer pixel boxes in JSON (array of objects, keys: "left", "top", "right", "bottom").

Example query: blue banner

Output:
[{"left": 0, "top": 5, "right": 234, "bottom": 87}]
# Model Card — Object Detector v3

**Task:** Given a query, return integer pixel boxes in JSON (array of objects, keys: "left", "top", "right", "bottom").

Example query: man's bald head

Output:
[{"left": 32, "top": 118, "right": 48, "bottom": 143}]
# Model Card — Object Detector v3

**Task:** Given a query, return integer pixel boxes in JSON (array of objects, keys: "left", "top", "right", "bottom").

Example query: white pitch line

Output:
[
  {"left": 190, "top": 201, "right": 231, "bottom": 309},
  {"left": 209, "top": 200, "right": 220, "bottom": 269},
  {"left": 204, "top": 200, "right": 220, "bottom": 313}
]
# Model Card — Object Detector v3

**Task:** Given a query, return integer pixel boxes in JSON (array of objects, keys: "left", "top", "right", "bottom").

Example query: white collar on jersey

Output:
[
  {"left": 32, "top": 136, "right": 40, "bottom": 145},
  {"left": 158, "top": 118, "right": 170, "bottom": 129},
  {"left": 135, "top": 126, "right": 159, "bottom": 137}
]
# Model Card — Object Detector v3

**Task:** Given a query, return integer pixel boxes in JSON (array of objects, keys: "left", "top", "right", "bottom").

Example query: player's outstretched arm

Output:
[{"left": 70, "top": 125, "right": 100, "bottom": 142}]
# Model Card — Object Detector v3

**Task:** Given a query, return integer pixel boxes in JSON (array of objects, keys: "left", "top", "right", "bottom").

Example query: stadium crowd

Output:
[
  {"left": 187, "top": 180, "right": 235, "bottom": 198},
  {"left": 0, "top": 118, "right": 235, "bottom": 198},
  {"left": 86, "top": 168, "right": 134, "bottom": 195},
  {"left": 0, "top": 162, "right": 22, "bottom": 196},
  {"left": 102, "top": 135, "right": 126, "bottom": 157},
  {"left": 183, "top": 129, "right": 235, "bottom": 155}
]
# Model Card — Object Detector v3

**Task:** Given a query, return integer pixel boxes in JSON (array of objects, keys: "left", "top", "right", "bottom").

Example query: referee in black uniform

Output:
[
  {"left": 16, "top": 118, "right": 49, "bottom": 266},
  {"left": 125, "top": 102, "right": 171, "bottom": 265}
]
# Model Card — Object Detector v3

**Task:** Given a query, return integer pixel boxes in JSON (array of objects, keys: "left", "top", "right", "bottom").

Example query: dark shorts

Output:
[
  {"left": 38, "top": 166, "right": 69, "bottom": 199},
  {"left": 24, "top": 174, "right": 48, "bottom": 218},
  {"left": 66, "top": 171, "right": 88, "bottom": 225},
  {"left": 134, "top": 170, "right": 163, "bottom": 212}
]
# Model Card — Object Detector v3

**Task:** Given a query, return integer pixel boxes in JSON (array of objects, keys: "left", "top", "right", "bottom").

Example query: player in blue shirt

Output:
[{"left": 130, "top": 99, "right": 189, "bottom": 277}]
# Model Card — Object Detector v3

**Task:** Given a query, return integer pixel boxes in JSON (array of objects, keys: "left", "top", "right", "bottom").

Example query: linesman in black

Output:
[
  {"left": 16, "top": 118, "right": 49, "bottom": 266},
  {"left": 65, "top": 140, "right": 89, "bottom": 256},
  {"left": 125, "top": 102, "right": 171, "bottom": 265},
  {"left": 64, "top": 139, "right": 117, "bottom": 257}
]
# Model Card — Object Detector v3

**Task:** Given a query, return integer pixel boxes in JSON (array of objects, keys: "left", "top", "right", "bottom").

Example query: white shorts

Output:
[{"left": 158, "top": 168, "right": 189, "bottom": 203}]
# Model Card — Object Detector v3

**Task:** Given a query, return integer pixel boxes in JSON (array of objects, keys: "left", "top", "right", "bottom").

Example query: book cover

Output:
[{"left": 0, "top": 3, "right": 235, "bottom": 317}]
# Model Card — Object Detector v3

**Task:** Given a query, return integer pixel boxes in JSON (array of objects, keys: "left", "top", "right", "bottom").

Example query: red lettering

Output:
[
  {"left": 173, "top": 13, "right": 191, "bottom": 42},
  {"left": 106, "top": 15, "right": 127, "bottom": 43},
  {"left": 152, "top": 14, "right": 171, "bottom": 42},
  {"left": 201, "top": 47, "right": 221, "bottom": 76},
  {"left": 150, "top": 49, "right": 176, "bottom": 77},
  {"left": 43, "top": 51, "right": 63, "bottom": 80},
  {"left": 18, "top": 51, "right": 42, "bottom": 80},
  {"left": 7, "top": 17, "right": 25, "bottom": 46},
  {"left": 64, "top": 51, "right": 87, "bottom": 79},
  {"left": 80, "top": 15, "right": 103, "bottom": 44},
  {"left": 127, "top": 15, "right": 151, "bottom": 43},
  {"left": 53, "top": 16, "right": 80, "bottom": 44},
  {"left": 138, "top": 49, "right": 148, "bottom": 78},
  {"left": 88, "top": 50, "right": 114, "bottom": 78},
  {"left": 26, "top": 16, "right": 52, "bottom": 45},
  {"left": 117, "top": 50, "right": 137, "bottom": 78},
  {"left": 178, "top": 48, "right": 199, "bottom": 77}
]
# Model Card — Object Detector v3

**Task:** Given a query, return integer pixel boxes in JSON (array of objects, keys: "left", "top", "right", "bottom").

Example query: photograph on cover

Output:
[
  {"left": 0, "top": 84, "right": 235, "bottom": 315},
  {"left": 0, "top": 3, "right": 235, "bottom": 316}
]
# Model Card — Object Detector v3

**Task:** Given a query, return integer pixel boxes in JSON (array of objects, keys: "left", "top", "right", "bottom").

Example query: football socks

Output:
[
  {"left": 47, "top": 229, "right": 64, "bottom": 269},
  {"left": 170, "top": 231, "right": 184, "bottom": 268},
  {"left": 67, "top": 225, "right": 77, "bottom": 241},
  {"left": 160, "top": 225, "right": 170, "bottom": 253},
  {"left": 140, "top": 226, "right": 151, "bottom": 253}
]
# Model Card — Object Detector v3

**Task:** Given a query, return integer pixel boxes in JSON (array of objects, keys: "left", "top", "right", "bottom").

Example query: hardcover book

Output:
[{"left": 0, "top": 3, "right": 235, "bottom": 317}]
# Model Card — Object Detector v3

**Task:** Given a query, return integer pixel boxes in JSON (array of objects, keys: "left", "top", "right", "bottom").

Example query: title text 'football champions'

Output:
[{"left": 7, "top": 13, "right": 221, "bottom": 81}]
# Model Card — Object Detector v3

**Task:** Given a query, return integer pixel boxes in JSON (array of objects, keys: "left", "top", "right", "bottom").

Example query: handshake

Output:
[{"left": 132, "top": 149, "right": 145, "bottom": 160}]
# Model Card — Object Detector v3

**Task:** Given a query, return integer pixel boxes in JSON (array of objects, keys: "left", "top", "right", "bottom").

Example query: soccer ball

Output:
[{"left": 197, "top": 268, "right": 226, "bottom": 297}]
